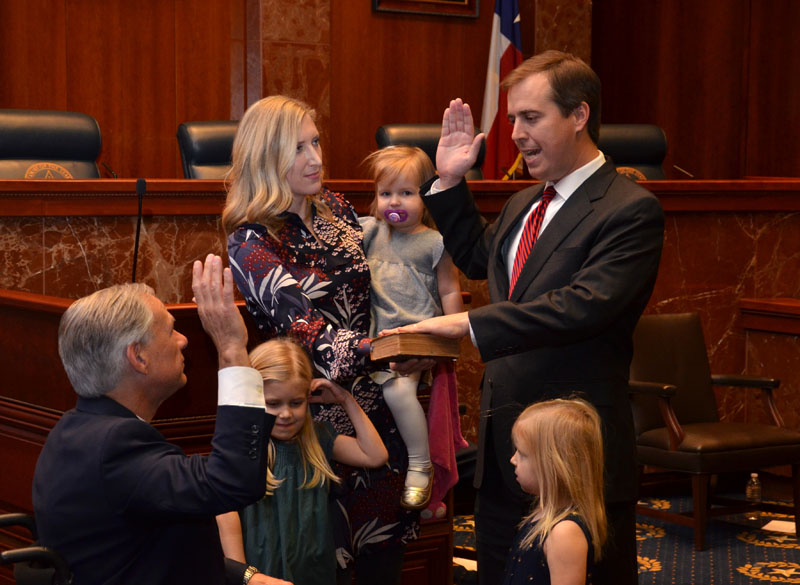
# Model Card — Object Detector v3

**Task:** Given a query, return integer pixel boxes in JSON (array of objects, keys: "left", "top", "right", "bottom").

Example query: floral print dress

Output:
[{"left": 227, "top": 189, "right": 418, "bottom": 568}]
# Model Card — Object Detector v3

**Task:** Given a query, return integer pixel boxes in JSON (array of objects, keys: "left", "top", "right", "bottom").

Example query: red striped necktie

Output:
[{"left": 509, "top": 185, "right": 557, "bottom": 297}]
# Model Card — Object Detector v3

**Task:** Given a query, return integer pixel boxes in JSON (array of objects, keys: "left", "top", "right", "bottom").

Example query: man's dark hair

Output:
[{"left": 501, "top": 50, "right": 601, "bottom": 144}]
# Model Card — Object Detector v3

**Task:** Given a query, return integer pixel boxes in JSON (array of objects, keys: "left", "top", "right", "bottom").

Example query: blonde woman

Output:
[
  {"left": 505, "top": 398, "right": 607, "bottom": 585},
  {"left": 223, "top": 96, "right": 427, "bottom": 584}
]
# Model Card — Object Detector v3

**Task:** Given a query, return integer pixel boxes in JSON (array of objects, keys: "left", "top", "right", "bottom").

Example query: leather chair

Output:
[
  {"left": 0, "top": 109, "right": 101, "bottom": 179},
  {"left": 629, "top": 312, "right": 800, "bottom": 550},
  {"left": 597, "top": 124, "right": 667, "bottom": 180},
  {"left": 176, "top": 121, "right": 238, "bottom": 179},
  {"left": 375, "top": 123, "right": 486, "bottom": 180},
  {"left": 0, "top": 513, "right": 73, "bottom": 585}
]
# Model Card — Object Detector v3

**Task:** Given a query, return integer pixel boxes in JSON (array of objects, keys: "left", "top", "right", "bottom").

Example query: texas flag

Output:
[{"left": 481, "top": 0, "right": 523, "bottom": 180}]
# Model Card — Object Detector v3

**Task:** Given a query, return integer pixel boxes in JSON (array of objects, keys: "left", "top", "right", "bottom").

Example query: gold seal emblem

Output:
[
  {"left": 24, "top": 162, "right": 74, "bottom": 179},
  {"left": 615, "top": 166, "right": 647, "bottom": 181}
]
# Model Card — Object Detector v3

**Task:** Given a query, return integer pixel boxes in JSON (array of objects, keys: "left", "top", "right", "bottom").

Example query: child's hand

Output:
[{"left": 309, "top": 378, "right": 348, "bottom": 405}]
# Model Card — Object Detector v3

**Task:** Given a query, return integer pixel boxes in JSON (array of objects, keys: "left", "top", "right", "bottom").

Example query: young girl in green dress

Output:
[{"left": 216, "top": 338, "right": 388, "bottom": 585}]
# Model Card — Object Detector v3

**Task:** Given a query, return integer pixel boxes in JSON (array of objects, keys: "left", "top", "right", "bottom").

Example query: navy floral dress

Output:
[{"left": 227, "top": 189, "right": 418, "bottom": 568}]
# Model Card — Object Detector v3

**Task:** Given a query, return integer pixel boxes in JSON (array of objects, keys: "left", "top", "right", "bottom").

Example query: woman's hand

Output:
[
  {"left": 309, "top": 378, "right": 348, "bottom": 405},
  {"left": 388, "top": 358, "right": 436, "bottom": 377}
]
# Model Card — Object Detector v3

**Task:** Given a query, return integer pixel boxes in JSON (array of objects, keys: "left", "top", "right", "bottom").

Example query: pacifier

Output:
[{"left": 384, "top": 208, "right": 408, "bottom": 223}]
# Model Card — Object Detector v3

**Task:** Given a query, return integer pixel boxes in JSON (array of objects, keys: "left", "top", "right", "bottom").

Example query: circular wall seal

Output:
[
  {"left": 24, "top": 162, "right": 74, "bottom": 179},
  {"left": 615, "top": 166, "right": 647, "bottom": 181}
]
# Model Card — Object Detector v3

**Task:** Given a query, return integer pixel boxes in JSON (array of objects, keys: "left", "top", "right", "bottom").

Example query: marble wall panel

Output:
[
  {"left": 744, "top": 331, "right": 800, "bottom": 431},
  {"left": 260, "top": 0, "right": 330, "bottom": 44},
  {"left": 0, "top": 218, "right": 45, "bottom": 293},
  {"left": 752, "top": 211, "right": 800, "bottom": 298},
  {"left": 260, "top": 41, "right": 331, "bottom": 168},
  {"left": 533, "top": 0, "right": 593, "bottom": 62},
  {"left": 10, "top": 217, "right": 226, "bottom": 303}
]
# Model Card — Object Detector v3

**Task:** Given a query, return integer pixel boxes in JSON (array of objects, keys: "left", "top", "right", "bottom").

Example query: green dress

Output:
[{"left": 240, "top": 421, "right": 338, "bottom": 585}]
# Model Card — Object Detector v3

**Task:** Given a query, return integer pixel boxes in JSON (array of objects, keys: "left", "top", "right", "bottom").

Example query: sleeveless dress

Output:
[
  {"left": 502, "top": 513, "right": 595, "bottom": 585},
  {"left": 240, "top": 421, "right": 338, "bottom": 585}
]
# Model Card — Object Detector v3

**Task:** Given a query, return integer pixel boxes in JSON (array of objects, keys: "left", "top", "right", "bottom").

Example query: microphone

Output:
[
  {"left": 673, "top": 164, "right": 695, "bottom": 179},
  {"left": 132, "top": 179, "right": 145, "bottom": 282},
  {"left": 101, "top": 162, "right": 118, "bottom": 178}
]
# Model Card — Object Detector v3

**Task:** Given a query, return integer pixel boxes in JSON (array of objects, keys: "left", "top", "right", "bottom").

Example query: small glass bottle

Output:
[{"left": 745, "top": 472, "right": 762, "bottom": 521}]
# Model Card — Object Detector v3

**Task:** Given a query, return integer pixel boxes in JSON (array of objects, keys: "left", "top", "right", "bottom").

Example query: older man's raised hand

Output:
[{"left": 191, "top": 254, "right": 249, "bottom": 369}]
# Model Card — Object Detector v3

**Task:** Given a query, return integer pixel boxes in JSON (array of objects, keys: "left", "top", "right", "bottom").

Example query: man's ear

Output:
[
  {"left": 126, "top": 342, "right": 148, "bottom": 375},
  {"left": 572, "top": 102, "right": 590, "bottom": 133}
]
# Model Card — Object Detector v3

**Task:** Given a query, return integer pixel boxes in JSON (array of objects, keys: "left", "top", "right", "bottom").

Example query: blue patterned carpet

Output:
[{"left": 453, "top": 497, "right": 799, "bottom": 584}]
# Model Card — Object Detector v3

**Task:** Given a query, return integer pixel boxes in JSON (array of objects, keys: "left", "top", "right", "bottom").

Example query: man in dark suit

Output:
[
  {"left": 33, "top": 255, "right": 290, "bottom": 585},
  {"left": 397, "top": 51, "right": 664, "bottom": 585}
]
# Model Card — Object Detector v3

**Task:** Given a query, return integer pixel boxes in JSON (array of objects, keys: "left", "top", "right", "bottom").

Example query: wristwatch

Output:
[{"left": 243, "top": 565, "right": 259, "bottom": 585}]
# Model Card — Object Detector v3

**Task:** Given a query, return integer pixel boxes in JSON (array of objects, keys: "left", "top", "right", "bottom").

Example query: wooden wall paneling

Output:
[
  {"left": 65, "top": 0, "right": 179, "bottom": 178},
  {"left": 745, "top": 0, "right": 800, "bottom": 178},
  {"left": 175, "top": 0, "right": 242, "bottom": 175},
  {"left": 175, "top": 0, "right": 237, "bottom": 122},
  {"left": 0, "top": 0, "right": 68, "bottom": 108},
  {"left": 592, "top": 1, "right": 750, "bottom": 180},
  {"left": 329, "top": 1, "right": 494, "bottom": 180},
  {"left": 229, "top": 0, "right": 249, "bottom": 120}
]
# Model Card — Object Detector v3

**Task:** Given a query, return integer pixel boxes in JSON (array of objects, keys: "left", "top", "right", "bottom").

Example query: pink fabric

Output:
[{"left": 427, "top": 360, "right": 470, "bottom": 507}]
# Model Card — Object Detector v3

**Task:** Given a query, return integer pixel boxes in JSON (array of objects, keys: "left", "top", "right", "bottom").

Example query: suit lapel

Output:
[{"left": 508, "top": 161, "right": 617, "bottom": 302}]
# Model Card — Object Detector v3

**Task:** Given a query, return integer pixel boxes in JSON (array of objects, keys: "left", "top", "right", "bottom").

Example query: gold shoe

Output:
[{"left": 402, "top": 464, "right": 434, "bottom": 510}]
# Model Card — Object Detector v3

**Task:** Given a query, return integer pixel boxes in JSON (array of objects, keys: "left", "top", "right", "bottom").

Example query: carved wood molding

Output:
[
  {"left": 2, "top": 179, "right": 800, "bottom": 217},
  {"left": 0, "top": 396, "right": 216, "bottom": 454}
]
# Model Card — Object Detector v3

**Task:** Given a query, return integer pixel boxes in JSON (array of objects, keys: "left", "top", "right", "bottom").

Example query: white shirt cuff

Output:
[
  {"left": 425, "top": 178, "right": 443, "bottom": 196},
  {"left": 217, "top": 366, "right": 265, "bottom": 409}
]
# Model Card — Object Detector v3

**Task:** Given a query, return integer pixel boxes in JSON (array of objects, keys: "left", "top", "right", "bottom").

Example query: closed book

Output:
[{"left": 369, "top": 332, "right": 460, "bottom": 362}]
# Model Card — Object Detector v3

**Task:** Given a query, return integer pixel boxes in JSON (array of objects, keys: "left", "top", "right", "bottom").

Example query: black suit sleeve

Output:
[
  {"left": 422, "top": 176, "right": 498, "bottom": 280},
  {"left": 102, "top": 406, "right": 275, "bottom": 518}
]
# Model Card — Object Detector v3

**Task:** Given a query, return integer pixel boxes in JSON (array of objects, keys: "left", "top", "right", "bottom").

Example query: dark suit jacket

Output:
[
  {"left": 33, "top": 396, "right": 274, "bottom": 585},
  {"left": 423, "top": 160, "right": 664, "bottom": 504}
]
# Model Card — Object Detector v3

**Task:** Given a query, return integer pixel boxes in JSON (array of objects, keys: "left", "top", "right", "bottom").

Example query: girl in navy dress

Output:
[{"left": 503, "top": 398, "right": 607, "bottom": 585}]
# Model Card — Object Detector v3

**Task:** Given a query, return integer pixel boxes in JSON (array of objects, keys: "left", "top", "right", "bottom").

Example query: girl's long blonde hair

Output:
[
  {"left": 222, "top": 95, "right": 330, "bottom": 238},
  {"left": 249, "top": 338, "right": 339, "bottom": 495},
  {"left": 512, "top": 398, "right": 607, "bottom": 561},
  {"left": 362, "top": 145, "right": 437, "bottom": 229}
]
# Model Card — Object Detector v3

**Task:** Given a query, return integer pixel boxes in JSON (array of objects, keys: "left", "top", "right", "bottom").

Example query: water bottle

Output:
[{"left": 745, "top": 472, "right": 762, "bottom": 521}]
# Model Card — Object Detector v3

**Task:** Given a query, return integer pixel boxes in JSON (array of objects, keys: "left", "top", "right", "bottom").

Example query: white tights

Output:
[{"left": 382, "top": 372, "right": 431, "bottom": 489}]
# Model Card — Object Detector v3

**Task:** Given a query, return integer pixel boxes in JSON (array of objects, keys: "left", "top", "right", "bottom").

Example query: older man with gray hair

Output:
[{"left": 33, "top": 255, "right": 291, "bottom": 585}]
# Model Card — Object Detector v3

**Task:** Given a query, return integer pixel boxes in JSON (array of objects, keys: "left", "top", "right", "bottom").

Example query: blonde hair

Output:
[
  {"left": 249, "top": 338, "right": 339, "bottom": 495},
  {"left": 362, "top": 146, "right": 436, "bottom": 229},
  {"left": 222, "top": 95, "right": 331, "bottom": 237},
  {"left": 512, "top": 398, "right": 607, "bottom": 561}
]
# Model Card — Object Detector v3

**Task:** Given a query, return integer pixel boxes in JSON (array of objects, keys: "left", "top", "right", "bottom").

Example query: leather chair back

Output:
[
  {"left": 629, "top": 313, "right": 720, "bottom": 436},
  {"left": 597, "top": 124, "right": 667, "bottom": 180},
  {"left": 176, "top": 121, "right": 238, "bottom": 179},
  {"left": 375, "top": 124, "right": 486, "bottom": 180},
  {"left": 0, "top": 109, "right": 101, "bottom": 179}
]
